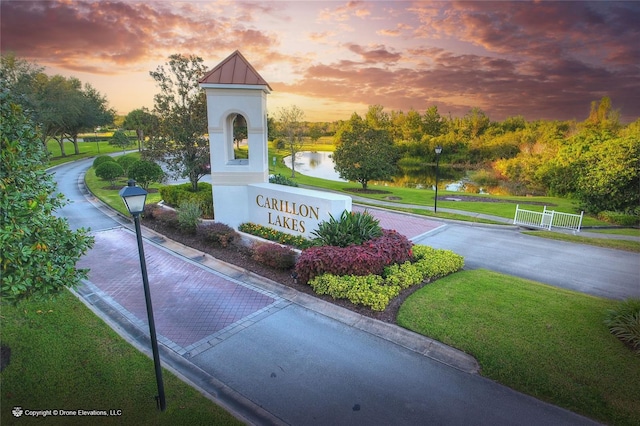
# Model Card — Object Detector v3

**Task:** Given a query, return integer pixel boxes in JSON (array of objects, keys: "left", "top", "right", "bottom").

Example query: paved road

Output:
[
  {"left": 414, "top": 222, "right": 639, "bottom": 300},
  {"left": 51, "top": 159, "right": 636, "bottom": 425},
  {"left": 51, "top": 157, "right": 123, "bottom": 232}
]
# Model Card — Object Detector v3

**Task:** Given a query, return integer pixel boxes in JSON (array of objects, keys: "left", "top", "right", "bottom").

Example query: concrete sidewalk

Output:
[{"left": 75, "top": 222, "right": 599, "bottom": 425}]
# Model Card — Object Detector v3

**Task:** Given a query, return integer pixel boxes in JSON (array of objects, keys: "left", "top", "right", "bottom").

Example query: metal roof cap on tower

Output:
[{"left": 199, "top": 50, "right": 272, "bottom": 92}]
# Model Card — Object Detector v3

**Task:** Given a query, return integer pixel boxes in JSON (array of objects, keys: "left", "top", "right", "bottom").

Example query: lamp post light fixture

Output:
[
  {"left": 119, "top": 179, "right": 166, "bottom": 412},
  {"left": 434, "top": 146, "right": 443, "bottom": 213}
]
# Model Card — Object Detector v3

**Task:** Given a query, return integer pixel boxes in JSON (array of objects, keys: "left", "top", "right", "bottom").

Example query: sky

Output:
[{"left": 2, "top": 0, "right": 639, "bottom": 123}]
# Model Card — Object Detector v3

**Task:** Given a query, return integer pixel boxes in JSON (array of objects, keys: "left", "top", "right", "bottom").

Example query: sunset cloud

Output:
[{"left": 1, "top": 0, "right": 638, "bottom": 122}]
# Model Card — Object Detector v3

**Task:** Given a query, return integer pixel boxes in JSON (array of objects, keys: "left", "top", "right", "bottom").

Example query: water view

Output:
[{"left": 283, "top": 151, "right": 484, "bottom": 192}]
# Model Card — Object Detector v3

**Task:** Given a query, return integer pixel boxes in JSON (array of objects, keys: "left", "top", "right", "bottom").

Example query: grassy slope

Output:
[
  {"left": 397, "top": 269, "right": 640, "bottom": 426},
  {"left": 0, "top": 291, "right": 242, "bottom": 425}
]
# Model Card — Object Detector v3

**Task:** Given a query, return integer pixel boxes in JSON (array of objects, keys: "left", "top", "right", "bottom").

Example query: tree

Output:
[
  {"left": 308, "top": 123, "right": 324, "bottom": 142},
  {"left": 422, "top": 105, "right": 444, "bottom": 137},
  {"left": 233, "top": 114, "right": 247, "bottom": 150},
  {"left": 128, "top": 160, "right": 165, "bottom": 190},
  {"left": 585, "top": 96, "right": 620, "bottom": 133},
  {"left": 0, "top": 85, "right": 94, "bottom": 303},
  {"left": 123, "top": 107, "right": 159, "bottom": 152},
  {"left": 66, "top": 83, "right": 114, "bottom": 155},
  {"left": 277, "top": 105, "right": 305, "bottom": 177},
  {"left": 109, "top": 129, "right": 132, "bottom": 153},
  {"left": 333, "top": 112, "right": 399, "bottom": 190},
  {"left": 149, "top": 54, "right": 208, "bottom": 191},
  {"left": 0, "top": 53, "right": 43, "bottom": 114}
]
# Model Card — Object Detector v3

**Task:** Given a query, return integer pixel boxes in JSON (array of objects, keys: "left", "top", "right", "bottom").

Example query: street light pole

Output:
[
  {"left": 119, "top": 180, "right": 166, "bottom": 412},
  {"left": 434, "top": 146, "right": 442, "bottom": 213}
]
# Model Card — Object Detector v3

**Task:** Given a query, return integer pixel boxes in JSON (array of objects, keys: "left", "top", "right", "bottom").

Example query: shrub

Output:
[
  {"left": 597, "top": 211, "right": 639, "bottom": 227},
  {"left": 294, "top": 229, "right": 412, "bottom": 285},
  {"left": 251, "top": 242, "right": 297, "bottom": 270},
  {"left": 143, "top": 203, "right": 161, "bottom": 220},
  {"left": 92, "top": 155, "right": 116, "bottom": 168},
  {"left": 196, "top": 222, "right": 238, "bottom": 248},
  {"left": 308, "top": 244, "right": 465, "bottom": 311},
  {"left": 604, "top": 298, "right": 640, "bottom": 354},
  {"left": 238, "top": 223, "right": 313, "bottom": 249},
  {"left": 151, "top": 207, "right": 179, "bottom": 229},
  {"left": 269, "top": 174, "right": 299, "bottom": 187},
  {"left": 177, "top": 200, "right": 202, "bottom": 233},
  {"left": 311, "top": 210, "right": 383, "bottom": 247},
  {"left": 116, "top": 155, "right": 139, "bottom": 176},
  {"left": 274, "top": 138, "right": 285, "bottom": 149},
  {"left": 309, "top": 274, "right": 395, "bottom": 311},
  {"left": 128, "top": 160, "right": 164, "bottom": 190},
  {"left": 94, "top": 161, "right": 124, "bottom": 187},
  {"left": 159, "top": 182, "right": 213, "bottom": 218}
]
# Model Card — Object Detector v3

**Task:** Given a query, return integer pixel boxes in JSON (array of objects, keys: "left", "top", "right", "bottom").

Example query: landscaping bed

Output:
[{"left": 141, "top": 214, "right": 443, "bottom": 324}]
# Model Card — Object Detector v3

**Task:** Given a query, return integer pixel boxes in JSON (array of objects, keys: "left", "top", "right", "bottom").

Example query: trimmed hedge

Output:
[
  {"left": 159, "top": 182, "right": 213, "bottom": 218},
  {"left": 238, "top": 222, "right": 313, "bottom": 249},
  {"left": 294, "top": 229, "right": 413, "bottom": 285},
  {"left": 92, "top": 155, "right": 116, "bottom": 168},
  {"left": 308, "top": 244, "right": 465, "bottom": 311}
]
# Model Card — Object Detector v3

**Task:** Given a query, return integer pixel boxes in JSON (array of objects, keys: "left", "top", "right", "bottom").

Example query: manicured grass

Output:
[
  {"left": 47, "top": 139, "right": 132, "bottom": 167},
  {"left": 588, "top": 227, "right": 640, "bottom": 237},
  {"left": 84, "top": 154, "right": 163, "bottom": 217},
  {"left": 397, "top": 269, "right": 640, "bottom": 426},
  {"left": 522, "top": 230, "right": 640, "bottom": 253},
  {"left": 0, "top": 291, "right": 243, "bottom": 425}
]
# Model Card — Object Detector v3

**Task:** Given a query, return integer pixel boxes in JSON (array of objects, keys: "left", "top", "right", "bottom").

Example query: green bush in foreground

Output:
[
  {"left": 604, "top": 298, "right": 640, "bottom": 353},
  {"left": 308, "top": 244, "right": 464, "bottom": 311}
]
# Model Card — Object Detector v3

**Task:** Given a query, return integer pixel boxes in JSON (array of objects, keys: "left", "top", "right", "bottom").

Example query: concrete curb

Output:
[{"left": 140, "top": 225, "right": 481, "bottom": 375}]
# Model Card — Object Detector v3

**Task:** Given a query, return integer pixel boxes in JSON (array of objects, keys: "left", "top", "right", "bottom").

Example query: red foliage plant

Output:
[{"left": 294, "top": 229, "right": 413, "bottom": 285}]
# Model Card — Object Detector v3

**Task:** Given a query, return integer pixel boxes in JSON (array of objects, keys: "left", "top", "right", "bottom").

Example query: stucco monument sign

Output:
[{"left": 198, "top": 51, "right": 351, "bottom": 238}]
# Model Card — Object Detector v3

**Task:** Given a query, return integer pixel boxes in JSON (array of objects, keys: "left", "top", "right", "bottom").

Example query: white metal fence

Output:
[{"left": 513, "top": 205, "right": 584, "bottom": 232}]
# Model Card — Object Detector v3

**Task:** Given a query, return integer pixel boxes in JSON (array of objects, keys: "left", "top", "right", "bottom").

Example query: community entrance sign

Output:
[{"left": 199, "top": 51, "right": 351, "bottom": 238}]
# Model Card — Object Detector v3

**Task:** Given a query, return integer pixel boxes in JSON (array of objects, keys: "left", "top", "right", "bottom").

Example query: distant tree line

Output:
[
  {"left": 331, "top": 100, "right": 638, "bottom": 215},
  {"left": 1, "top": 53, "right": 115, "bottom": 157},
  {"left": 4, "top": 52, "right": 637, "bottom": 216}
]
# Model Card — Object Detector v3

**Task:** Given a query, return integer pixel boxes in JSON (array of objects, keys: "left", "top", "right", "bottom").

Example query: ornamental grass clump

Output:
[
  {"left": 311, "top": 210, "right": 382, "bottom": 247},
  {"left": 604, "top": 298, "right": 640, "bottom": 353}
]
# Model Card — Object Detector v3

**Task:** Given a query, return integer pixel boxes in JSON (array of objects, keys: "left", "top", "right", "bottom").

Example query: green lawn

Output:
[
  {"left": 522, "top": 230, "right": 640, "bottom": 252},
  {"left": 47, "top": 139, "right": 134, "bottom": 167},
  {"left": 397, "top": 269, "right": 640, "bottom": 426},
  {"left": 84, "top": 153, "right": 163, "bottom": 217},
  {"left": 0, "top": 291, "right": 243, "bottom": 425}
]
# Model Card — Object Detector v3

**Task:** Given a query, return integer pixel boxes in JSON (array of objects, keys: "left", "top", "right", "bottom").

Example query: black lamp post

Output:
[
  {"left": 119, "top": 179, "right": 166, "bottom": 412},
  {"left": 434, "top": 146, "right": 442, "bottom": 213}
]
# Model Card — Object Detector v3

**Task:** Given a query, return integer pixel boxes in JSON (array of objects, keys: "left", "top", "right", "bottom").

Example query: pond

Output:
[{"left": 283, "top": 151, "right": 486, "bottom": 192}]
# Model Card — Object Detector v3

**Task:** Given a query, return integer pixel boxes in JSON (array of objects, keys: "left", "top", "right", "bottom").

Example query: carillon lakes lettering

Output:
[{"left": 255, "top": 195, "right": 320, "bottom": 233}]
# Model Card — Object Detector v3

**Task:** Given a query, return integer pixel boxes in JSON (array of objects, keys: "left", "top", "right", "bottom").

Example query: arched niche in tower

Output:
[{"left": 226, "top": 113, "right": 248, "bottom": 163}]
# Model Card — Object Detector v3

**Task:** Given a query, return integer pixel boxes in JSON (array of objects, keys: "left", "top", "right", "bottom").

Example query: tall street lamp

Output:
[
  {"left": 119, "top": 180, "right": 166, "bottom": 412},
  {"left": 434, "top": 146, "right": 442, "bottom": 213}
]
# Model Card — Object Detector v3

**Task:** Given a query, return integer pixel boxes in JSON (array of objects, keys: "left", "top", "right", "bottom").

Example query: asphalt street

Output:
[{"left": 51, "top": 157, "right": 638, "bottom": 425}]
